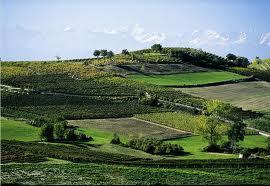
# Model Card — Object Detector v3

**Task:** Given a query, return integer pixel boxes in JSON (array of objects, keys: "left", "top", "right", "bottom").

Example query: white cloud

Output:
[
  {"left": 233, "top": 32, "right": 247, "bottom": 44},
  {"left": 91, "top": 26, "right": 128, "bottom": 35},
  {"left": 260, "top": 32, "right": 270, "bottom": 46},
  {"left": 188, "top": 30, "right": 230, "bottom": 46},
  {"left": 131, "top": 24, "right": 166, "bottom": 43},
  {"left": 63, "top": 26, "right": 73, "bottom": 32}
]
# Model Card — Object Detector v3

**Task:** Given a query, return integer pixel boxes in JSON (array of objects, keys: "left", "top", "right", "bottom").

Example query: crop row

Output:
[{"left": 1, "top": 94, "right": 164, "bottom": 120}]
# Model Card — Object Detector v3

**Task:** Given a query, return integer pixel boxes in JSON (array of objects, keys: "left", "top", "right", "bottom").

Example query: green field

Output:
[
  {"left": 179, "top": 81, "right": 270, "bottom": 114},
  {"left": 0, "top": 117, "right": 40, "bottom": 141},
  {"left": 128, "top": 71, "right": 248, "bottom": 86},
  {"left": 2, "top": 163, "right": 270, "bottom": 185}
]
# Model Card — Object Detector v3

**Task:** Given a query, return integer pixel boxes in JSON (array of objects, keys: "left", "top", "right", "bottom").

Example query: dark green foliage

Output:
[
  {"left": 40, "top": 124, "right": 54, "bottom": 142},
  {"left": 235, "top": 57, "right": 249, "bottom": 67},
  {"left": 202, "top": 144, "right": 223, "bottom": 153},
  {"left": 28, "top": 117, "right": 50, "bottom": 127},
  {"left": 226, "top": 53, "right": 237, "bottom": 61},
  {"left": 246, "top": 115, "right": 270, "bottom": 132},
  {"left": 241, "top": 147, "right": 270, "bottom": 158},
  {"left": 93, "top": 50, "right": 100, "bottom": 58},
  {"left": 1, "top": 94, "right": 164, "bottom": 120},
  {"left": 151, "top": 44, "right": 163, "bottom": 53},
  {"left": 54, "top": 122, "right": 66, "bottom": 140},
  {"left": 64, "top": 129, "right": 77, "bottom": 141},
  {"left": 228, "top": 122, "right": 246, "bottom": 151},
  {"left": 100, "top": 49, "right": 108, "bottom": 59},
  {"left": 229, "top": 67, "right": 270, "bottom": 82},
  {"left": 107, "top": 50, "right": 114, "bottom": 59},
  {"left": 110, "top": 133, "right": 121, "bottom": 144},
  {"left": 138, "top": 93, "right": 158, "bottom": 106},
  {"left": 127, "top": 138, "right": 184, "bottom": 155},
  {"left": 121, "top": 49, "right": 129, "bottom": 55}
]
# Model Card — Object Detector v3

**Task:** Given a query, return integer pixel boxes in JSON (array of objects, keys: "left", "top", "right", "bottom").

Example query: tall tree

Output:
[
  {"left": 40, "top": 124, "right": 54, "bottom": 142},
  {"left": 235, "top": 56, "right": 249, "bottom": 67},
  {"left": 93, "top": 50, "right": 100, "bottom": 59},
  {"left": 55, "top": 56, "right": 61, "bottom": 61},
  {"left": 226, "top": 53, "right": 237, "bottom": 61},
  {"left": 228, "top": 122, "right": 246, "bottom": 151},
  {"left": 100, "top": 49, "right": 108, "bottom": 60},
  {"left": 107, "top": 50, "right": 114, "bottom": 59},
  {"left": 197, "top": 100, "right": 224, "bottom": 145},
  {"left": 121, "top": 49, "right": 129, "bottom": 55},
  {"left": 151, "top": 44, "right": 162, "bottom": 53}
]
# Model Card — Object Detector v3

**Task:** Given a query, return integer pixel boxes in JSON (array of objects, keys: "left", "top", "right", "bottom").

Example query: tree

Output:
[
  {"left": 107, "top": 50, "right": 114, "bottom": 59},
  {"left": 110, "top": 133, "right": 121, "bottom": 144},
  {"left": 122, "top": 49, "right": 129, "bottom": 55},
  {"left": 93, "top": 50, "right": 100, "bottom": 59},
  {"left": 226, "top": 53, "right": 237, "bottom": 61},
  {"left": 54, "top": 122, "right": 66, "bottom": 140},
  {"left": 100, "top": 49, "right": 108, "bottom": 60},
  {"left": 64, "top": 129, "right": 77, "bottom": 141},
  {"left": 197, "top": 100, "right": 224, "bottom": 145},
  {"left": 151, "top": 44, "right": 162, "bottom": 53},
  {"left": 228, "top": 122, "right": 246, "bottom": 151},
  {"left": 40, "top": 124, "right": 54, "bottom": 141},
  {"left": 235, "top": 56, "right": 249, "bottom": 67},
  {"left": 55, "top": 56, "right": 61, "bottom": 61}
]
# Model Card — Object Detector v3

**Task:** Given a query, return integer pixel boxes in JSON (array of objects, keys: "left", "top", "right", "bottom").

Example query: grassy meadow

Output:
[
  {"left": 128, "top": 71, "right": 248, "bottom": 86},
  {"left": 0, "top": 117, "right": 40, "bottom": 141}
]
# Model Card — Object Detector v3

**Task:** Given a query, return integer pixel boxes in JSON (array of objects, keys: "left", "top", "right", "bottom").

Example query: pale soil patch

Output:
[
  {"left": 178, "top": 81, "right": 270, "bottom": 114},
  {"left": 68, "top": 117, "right": 189, "bottom": 140}
]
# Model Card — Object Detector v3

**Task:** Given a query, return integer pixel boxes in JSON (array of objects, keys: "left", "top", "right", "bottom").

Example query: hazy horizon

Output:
[{"left": 1, "top": 0, "right": 270, "bottom": 61}]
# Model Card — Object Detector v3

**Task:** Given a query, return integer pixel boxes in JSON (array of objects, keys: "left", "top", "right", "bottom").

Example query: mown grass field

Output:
[
  {"left": 68, "top": 118, "right": 188, "bottom": 140},
  {"left": 0, "top": 117, "right": 40, "bottom": 141},
  {"left": 128, "top": 71, "right": 248, "bottom": 86},
  {"left": 2, "top": 163, "right": 270, "bottom": 185},
  {"left": 179, "top": 81, "right": 270, "bottom": 113}
]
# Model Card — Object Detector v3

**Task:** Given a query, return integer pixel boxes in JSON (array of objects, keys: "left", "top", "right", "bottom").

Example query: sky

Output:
[{"left": 1, "top": 0, "right": 270, "bottom": 61}]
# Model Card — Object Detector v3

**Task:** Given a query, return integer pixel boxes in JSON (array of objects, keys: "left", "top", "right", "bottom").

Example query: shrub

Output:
[
  {"left": 64, "top": 129, "right": 77, "bottom": 141},
  {"left": 202, "top": 144, "right": 223, "bottom": 153},
  {"left": 127, "top": 138, "right": 184, "bottom": 156},
  {"left": 77, "top": 133, "right": 92, "bottom": 142},
  {"left": 40, "top": 124, "right": 54, "bottom": 141},
  {"left": 110, "top": 133, "right": 121, "bottom": 144}
]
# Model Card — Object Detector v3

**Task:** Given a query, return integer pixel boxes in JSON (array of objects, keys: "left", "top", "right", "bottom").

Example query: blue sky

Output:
[{"left": 1, "top": 0, "right": 270, "bottom": 61}]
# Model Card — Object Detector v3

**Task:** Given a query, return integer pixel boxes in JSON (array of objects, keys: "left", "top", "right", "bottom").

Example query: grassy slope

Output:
[
  {"left": 128, "top": 71, "right": 248, "bottom": 86},
  {"left": 179, "top": 81, "right": 270, "bottom": 114},
  {"left": 0, "top": 117, "right": 40, "bottom": 141},
  {"left": 2, "top": 163, "right": 270, "bottom": 185}
]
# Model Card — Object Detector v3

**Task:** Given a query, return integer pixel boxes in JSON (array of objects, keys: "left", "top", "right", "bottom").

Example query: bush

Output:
[
  {"left": 64, "top": 129, "right": 77, "bottom": 141},
  {"left": 202, "top": 144, "right": 223, "bottom": 153},
  {"left": 110, "top": 133, "right": 121, "bottom": 144},
  {"left": 127, "top": 138, "right": 184, "bottom": 155},
  {"left": 40, "top": 124, "right": 54, "bottom": 141},
  {"left": 77, "top": 133, "right": 92, "bottom": 142}
]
